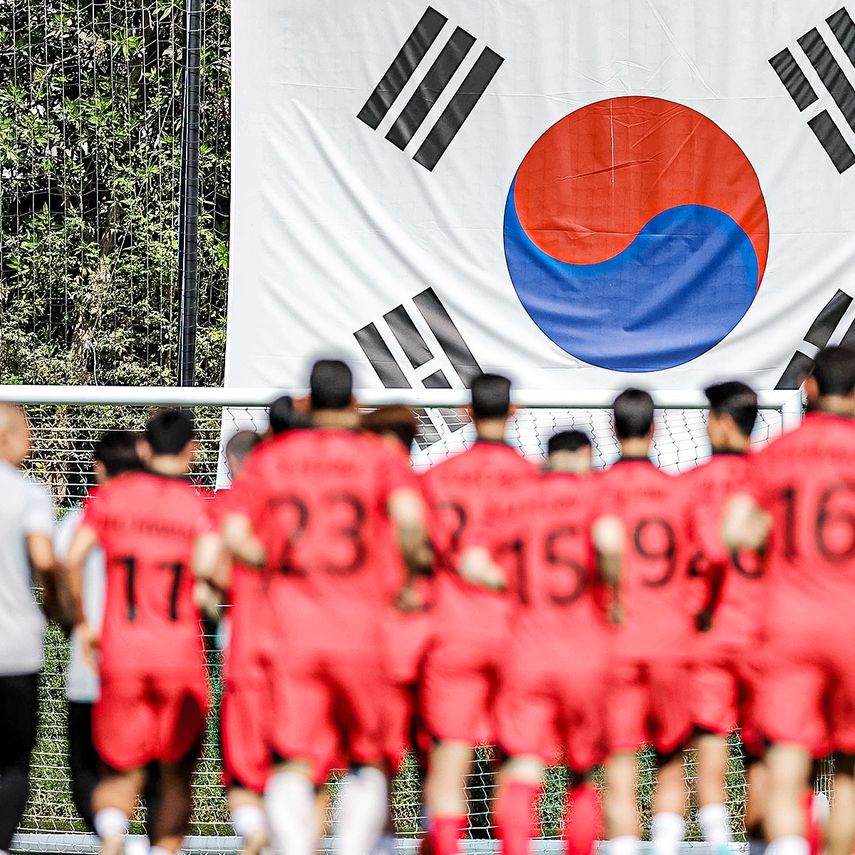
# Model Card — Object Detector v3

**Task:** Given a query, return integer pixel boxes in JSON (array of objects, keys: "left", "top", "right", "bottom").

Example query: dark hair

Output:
[
  {"left": 547, "top": 430, "right": 592, "bottom": 456},
  {"left": 145, "top": 408, "right": 195, "bottom": 455},
  {"left": 613, "top": 389, "right": 654, "bottom": 440},
  {"left": 310, "top": 359, "right": 353, "bottom": 411},
  {"left": 269, "top": 395, "right": 308, "bottom": 434},
  {"left": 470, "top": 373, "right": 512, "bottom": 420},
  {"left": 361, "top": 405, "right": 419, "bottom": 451},
  {"left": 812, "top": 346, "right": 855, "bottom": 397},
  {"left": 225, "top": 430, "right": 261, "bottom": 466},
  {"left": 93, "top": 431, "right": 142, "bottom": 477},
  {"left": 705, "top": 381, "right": 758, "bottom": 438}
]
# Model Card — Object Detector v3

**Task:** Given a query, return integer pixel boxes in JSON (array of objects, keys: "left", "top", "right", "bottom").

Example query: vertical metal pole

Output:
[{"left": 177, "top": 0, "right": 203, "bottom": 386}]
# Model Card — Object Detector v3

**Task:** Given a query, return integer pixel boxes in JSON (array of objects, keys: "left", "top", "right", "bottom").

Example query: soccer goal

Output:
[{"left": 4, "top": 385, "right": 804, "bottom": 855}]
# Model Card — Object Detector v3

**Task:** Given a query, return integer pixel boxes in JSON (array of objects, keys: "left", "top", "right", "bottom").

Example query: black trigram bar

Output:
[
  {"left": 354, "top": 322, "right": 411, "bottom": 388},
  {"left": 769, "top": 48, "right": 818, "bottom": 111},
  {"left": 776, "top": 351, "right": 816, "bottom": 390},
  {"left": 808, "top": 111, "right": 855, "bottom": 172},
  {"left": 804, "top": 288, "right": 853, "bottom": 347},
  {"left": 770, "top": 8, "right": 855, "bottom": 173},
  {"left": 384, "top": 305, "right": 433, "bottom": 368},
  {"left": 386, "top": 26, "right": 476, "bottom": 151},
  {"left": 413, "top": 287, "right": 482, "bottom": 385},
  {"left": 776, "top": 288, "right": 855, "bottom": 388},
  {"left": 359, "top": 6, "right": 504, "bottom": 170},
  {"left": 828, "top": 7, "right": 855, "bottom": 71},
  {"left": 357, "top": 7, "right": 447, "bottom": 131},
  {"left": 414, "top": 47, "right": 504, "bottom": 171},
  {"left": 798, "top": 28, "right": 855, "bottom": 132}
]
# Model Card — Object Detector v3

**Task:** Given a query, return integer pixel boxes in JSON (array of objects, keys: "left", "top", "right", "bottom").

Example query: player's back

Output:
[
  {"left": 599, "top": 458, "right": 694, "bottom": 659},
  {"left": 241, "top": 427, "right": 414, "bottom": 650},
  {"left": 485, "top": 471, "right": 611, "bottom": 650},
  {"left": 86, "top": 470, "right": 208, "bottom": 678},
  {"left": 682, "top": 452, "right": 763, "bottom": 649},
  {"left": 421, "top": 440, "right": 537, "bottom": 636},
  {"left": 753, "top": 411, "right": 855, "bottom": 623}
]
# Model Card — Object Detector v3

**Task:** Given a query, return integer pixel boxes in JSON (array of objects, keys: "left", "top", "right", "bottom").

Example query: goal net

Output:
[{"left": 5, "top": 385, "right": 804, "bottom": 854}]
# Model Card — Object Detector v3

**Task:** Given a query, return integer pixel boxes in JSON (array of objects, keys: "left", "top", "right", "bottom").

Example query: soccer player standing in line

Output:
[
  {"left": 56, "top": 431, "right": 142, "bottom": 831},
  {"left": 599, "top": 390, "right": 696, "bottom": 855},
  {"left": 0, "top": 404, "right": 59, "bottom": 855},
  {"left": 66, "top": 410, "right": 212, "bottom": 855},
  {"left": 726, "top": 346, "right": 855, "bottom": 855},
  {"left": 419, "top": 374, "right": 537, "bottom": 855},
  {"left": 211, "top": 430, "right": 274, "bottom": 855},
  {"left": 460, "top": 431, "right": 622, "bottom": 855},
  {"left": 221, "top": 360, "right": 430, "bottom": 855},
  {"left": 362, "top": 405, "right": 435, "bottom": 854},
  {"left": 681, "top": 383, "right": 764, "bottom": 855}
]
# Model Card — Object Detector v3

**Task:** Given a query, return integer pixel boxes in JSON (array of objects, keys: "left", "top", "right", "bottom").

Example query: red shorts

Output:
[
  {"left": 381, "top": 607, "right": 434, "bottom": 686},
  {"left": 94, "top": 670, "right": 208, "bottom": 771},
  {"left": 383, "top": 683, "right": 416, "bottom": 774},
  {"left": 756, "top": 628, "right": 855, "bottom": 756},
  {"left": 497, "top": 645, "right": 608, "bottom": 772},
  {"left": 271, "top": 647, "right": 385, "bottom": 778},
  {"left": 221, "top": 670, "right": 272, "bottom": 794},
  {"left": 606, "top": 659, "right": 692, "bottom": 754},
  {"left": 691, "top": 651, "right": 763, "bottom": 757},
  {"left": 421, "top": 633, "right": 508, "bottom": 744}
]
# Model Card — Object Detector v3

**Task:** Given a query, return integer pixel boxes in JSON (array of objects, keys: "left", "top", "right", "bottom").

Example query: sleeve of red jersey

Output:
[
  {"left": 376, "top": 444, "right": 421, "bottom": 502},
  {"left": 224, "top": 447, "right": 268, "bottom": 526}
]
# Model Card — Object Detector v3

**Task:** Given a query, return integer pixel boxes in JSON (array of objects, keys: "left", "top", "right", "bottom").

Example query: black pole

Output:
[{"left": 176, "top": 0, "right": 203, "bottom": 386}]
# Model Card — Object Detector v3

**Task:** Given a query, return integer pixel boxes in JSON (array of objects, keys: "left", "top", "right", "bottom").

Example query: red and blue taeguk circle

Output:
[{"left": 503, "top": 96, "right": 770, "bottom": 372}]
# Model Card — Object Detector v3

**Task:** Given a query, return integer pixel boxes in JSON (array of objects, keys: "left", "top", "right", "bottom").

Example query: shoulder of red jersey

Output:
[{"left": 423, "top": 440, "right": 534, "bottom": 482}]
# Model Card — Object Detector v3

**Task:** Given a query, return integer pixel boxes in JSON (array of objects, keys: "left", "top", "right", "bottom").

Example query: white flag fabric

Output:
[{"left": 226, "top": 0, "right": 855, "bottom": 394}]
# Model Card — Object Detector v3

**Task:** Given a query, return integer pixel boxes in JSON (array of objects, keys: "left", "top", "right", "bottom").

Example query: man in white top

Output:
[
  {"left": 56, "top": 431, "right": 141, "bottom": 831},
  {"left": 0, "top": 404, "right": 58, "bottom": 855}
]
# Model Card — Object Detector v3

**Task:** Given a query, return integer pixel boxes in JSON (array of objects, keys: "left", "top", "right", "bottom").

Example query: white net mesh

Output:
[{"left": 10, "top": 391, "right": 807, "bottom": 853}]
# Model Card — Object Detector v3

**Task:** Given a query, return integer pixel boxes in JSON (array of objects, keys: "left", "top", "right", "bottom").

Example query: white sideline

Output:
[{"left": 10, "top": 834, "right": 744, "bottom": 854}]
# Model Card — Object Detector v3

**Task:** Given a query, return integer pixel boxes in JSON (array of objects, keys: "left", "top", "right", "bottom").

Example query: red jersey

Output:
[
  {"left": 212, "top": 489, "right": 273, "bottom": 681},
  {"left": 598, "top": 458, "right": 695, "bottom": 660},
  {"left": 229, "top": 427, "right": 417, "bottom": 653},
  {"left": 682, "top": 452, "right": 764, "bottom": 651},
  {"left": 751, "top": 411, "right": 855, "bottom": 629},
  {"left": 83, "top": 471, "right": 211, "bottom": 679},
  {"left": 471, "top": 471, "right": 612, "bottom": 652},
  {"left": 421, "top": 440, "right": 537, "bottom": 637}
]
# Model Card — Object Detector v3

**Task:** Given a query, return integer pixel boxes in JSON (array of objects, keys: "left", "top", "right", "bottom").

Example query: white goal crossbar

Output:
[{"left": 0, "top": 384, "right": 803, "bottom": 414}]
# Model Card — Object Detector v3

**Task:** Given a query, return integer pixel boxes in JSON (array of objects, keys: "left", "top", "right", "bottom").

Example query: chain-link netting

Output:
[{"left": 10, "top": 399, "right": 812, "bottom": 852}]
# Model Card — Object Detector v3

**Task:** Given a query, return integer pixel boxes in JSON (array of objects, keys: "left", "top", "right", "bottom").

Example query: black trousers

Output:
[
  {"left": 67, "top": 701, "right": 99, "bottom": 832},
  {"left": 0, "top": 673, "right": 39, "bottom": 851}
]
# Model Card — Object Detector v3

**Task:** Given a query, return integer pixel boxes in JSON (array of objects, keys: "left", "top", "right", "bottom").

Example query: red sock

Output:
[
  {"left": 430, "top": 814, "right": 467, "bottom": 855},
  {"left": 804, "top": 791, "right": 821, "bottom": 855},
  {"left": 565, "top": 782, "right": 603, "bottom": 855},
  {"left": 495, "top": 780, "right": 541, "bottom": 855}
]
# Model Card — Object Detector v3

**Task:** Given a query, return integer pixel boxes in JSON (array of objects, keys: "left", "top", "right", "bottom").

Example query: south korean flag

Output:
[{"left": 226, "top": 0, "right": 855, "bottom": 398}]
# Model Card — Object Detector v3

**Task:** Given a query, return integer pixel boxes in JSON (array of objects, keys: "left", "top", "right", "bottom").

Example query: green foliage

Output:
[{"left": 0, "top": 0, "right": 230, "bottom": 386}]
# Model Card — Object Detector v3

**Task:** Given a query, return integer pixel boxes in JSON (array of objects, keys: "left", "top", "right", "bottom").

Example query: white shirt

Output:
[
  {"left": 0, "top": 462, "right": 55, "bottom": 676},
  {"left": 55, "top": 507, "right": 105, "bottom": 702}
]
